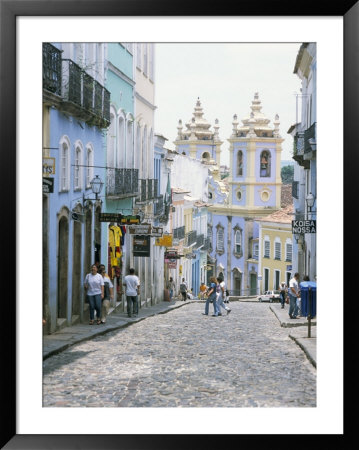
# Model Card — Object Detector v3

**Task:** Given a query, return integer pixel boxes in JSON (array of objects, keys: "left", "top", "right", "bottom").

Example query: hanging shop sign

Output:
[
  {"left": 43, "top": 157, "right": 56, "bottom": 176},
  {"left": 129, "top": 223, "right": 152, "bottom": 235},
  {"left": 133, "top": 235, "right": 151, "bottom": 257},
  {"left": 292, "top": 220, "right": 316, "bottom": 234},
  {"left": 42, "top": 177, "right": 54, "bottom": 193},
  {"left": 99, "top": 213, "right": 122, "bottom": 223},
  {"left": 166, "top": 259, "right": 177, "bottom": 269},
  {"left": 120, "top": 215, "right": 140, "bottom": 225},
  {"left": 151, "top": 226, "right": 163, "bottom": 237},
  {"left": 156, "top": 234, "right": 173, "bottom": 247}
]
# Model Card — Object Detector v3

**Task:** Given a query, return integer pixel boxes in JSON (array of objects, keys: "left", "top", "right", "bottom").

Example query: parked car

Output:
[{"left": 257, "top": 290, "right": 281, "bottom": 303}]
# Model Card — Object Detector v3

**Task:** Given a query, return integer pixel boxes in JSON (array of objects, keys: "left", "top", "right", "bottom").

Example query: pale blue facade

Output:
[{"left": 43, "top": 42, "right": 110, "bottom": 333}]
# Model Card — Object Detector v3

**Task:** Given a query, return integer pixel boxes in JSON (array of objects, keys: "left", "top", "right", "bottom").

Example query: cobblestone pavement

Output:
[{"left": 43, "top": 301, "right": 316, "bottom": 407}]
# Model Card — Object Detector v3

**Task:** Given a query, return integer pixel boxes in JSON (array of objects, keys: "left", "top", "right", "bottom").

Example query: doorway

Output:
[{"left": 58, "top": 216, "right": 69, "bottom": 320}]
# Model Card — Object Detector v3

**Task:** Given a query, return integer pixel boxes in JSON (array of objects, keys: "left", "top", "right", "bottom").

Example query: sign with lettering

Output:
[
  {"left": 151, "top": 226, "right": 163, "bottom": 237},
  {"left": 120, "top": 215, "right": 140, "bottom": 225},
  {"left": 292, "top": 220, "right": 316, "bottom": 234},
  {"left": 133, "top": 235, "right": 150, "bottom": 257},
  {"left": 99, "top": 213, "right": 122, "bottom": 222},
  {"left": 42, "top": 177, "right": 54, "bottom": 193},
  {"left": 166, "top": 259, "right": 177, "bottom": 269},
  {"left": 156, "top": 235, "right": 173, "bottom": 247},
  {"left": 129, "top": 224, "right": 152, "bottom": 235},
  {"left": 43, "top": 157, "right": 56, "bottom": 176}
]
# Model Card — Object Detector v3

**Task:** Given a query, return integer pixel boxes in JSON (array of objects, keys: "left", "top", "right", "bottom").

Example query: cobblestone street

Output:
[{"left": 43, "top": 301, "right": 316, "bottom": 407}]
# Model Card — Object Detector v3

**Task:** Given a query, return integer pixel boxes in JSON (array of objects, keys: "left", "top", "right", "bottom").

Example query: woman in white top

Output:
[{"left": 84, "top": 264, "right": 104, "bottom": 325}]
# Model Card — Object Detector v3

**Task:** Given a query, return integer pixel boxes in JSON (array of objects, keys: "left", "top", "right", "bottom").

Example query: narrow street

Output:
[{"left": 43, "top": 302, "right": 316, "bottom": 407}]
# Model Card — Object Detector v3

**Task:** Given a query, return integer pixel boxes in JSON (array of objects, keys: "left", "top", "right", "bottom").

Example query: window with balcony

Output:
[{"left": 253, "top": 243, "right": 259, "bottom": 260}]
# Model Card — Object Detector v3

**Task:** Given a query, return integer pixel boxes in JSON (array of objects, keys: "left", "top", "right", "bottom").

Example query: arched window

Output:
[
  {"left": 202, "top": 151, "right": 210, "bottom": 161},
  {"left": 74, "top": 141, "right": 83, "bottom": 190},
  {"left": 59, "top": 136, "right": 70, "bottom": 192},
  {"left": 126, "top": 114, "right": 134, "bottom": 168},
  {"left": 118, "top": 113, "right": 125, "bottom": 168},
  {"left": 85, "top": 144, "right": 94, "bottom": 188},
  {"left": 234, "top": 229, "right": 242, "bottom": 254},
  {"left": 260, "top": 150, "right": 271, "bottom": 177},
  {"left": 107, "top": 107, "right": 116, "bottom": 168},
  {"left": 237, "top": 150, "right": 243, "bottom": 176}
]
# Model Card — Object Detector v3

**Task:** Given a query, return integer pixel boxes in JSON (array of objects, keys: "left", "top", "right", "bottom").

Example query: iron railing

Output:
[
  {"left": 154, "top": 195, "right": 164, "bottom": 216},
  {"left": 173, "top": 225, "right": 185, "bottom": 240},
  {"left": 106, "top": 168, "right": 139, "bottom": 198},
  {"left": 194, "top": 233, "right": 204, "bottom": 249},
  {"left": 304, "top": 122, "right": 316, "bottom": 153},
  {"left": 43, "top": 43, "right": 62, "bottom": 96},
  {"left": 185, "top": 230, "right": 197, "bottom": 247},
  {"left": 136, "top": 179, "right": 158, "bottom": 203},
  {"left": 43, "top": 43, "right": 110, "bottom": 128}
]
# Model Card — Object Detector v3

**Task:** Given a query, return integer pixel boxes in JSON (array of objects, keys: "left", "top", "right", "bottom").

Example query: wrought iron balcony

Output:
[
  {"left": 304, "top": 122, "right": 316, "bottom": 153},
  {"left": 185, "top": 230, "right": 197, "bottom": 247},
  {"left": 194, "top": 233, "right": 204, "bottom": 249},
  {"left": 42, "top": 43, "right": 110, "bottom": 129},
  {"left": 154, "top": 195, "right": 164, "bottom": 216},
  {"left": 106, "top": 168, "right": 139, "bottom": 199},
  {"left": 43, "top": 43, "right": 62, "bottom": 96},
  {"left": 293, "top": 131, "right": 310, "bottom": 169},
  {"left": 135, "top": 179, "right": 158, "bottom": 204},
  {"left": 202, "top": 237, "right": 211, "bottom": 251},
  {"left": 173, "top": 225, "right": 185, "bottom": 240}
]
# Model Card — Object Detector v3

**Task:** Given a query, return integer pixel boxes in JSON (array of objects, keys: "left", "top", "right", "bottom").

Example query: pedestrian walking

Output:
[
  {"left": 216, "top": 276, "right": 231, "bottom": 315},
  {"left": 123, "top": 268, "right": 140, "bottom": 318},
  {"left": 279, "top": 281, "right": 287, "bottom": 309},
  {"left": 179, "top": 278, "right": 188, "bottom": 301},
  {"left": 203, "top": 276, "right": 219, "bottom": 316},
  {"left": 288, "top": 272, "right": 300, "bottom": 319},
  {"left": 167, "top": 277, "right": 176, "bottom": 301},
  {"left": 98, "top": 264, "right": 114, "bottom": 324},
  {"left": 84, "top": 264, "right": 104, "bottom": 325}
]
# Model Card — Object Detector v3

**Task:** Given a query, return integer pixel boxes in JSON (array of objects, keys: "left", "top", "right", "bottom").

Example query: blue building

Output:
[{"left": 43, "top": 43, "right": 110, "bottom": 333}]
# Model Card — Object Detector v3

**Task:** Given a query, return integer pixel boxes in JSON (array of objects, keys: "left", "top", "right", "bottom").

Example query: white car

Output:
[{"left": 257, "top": 290, "right": 281, "bottom": 303}]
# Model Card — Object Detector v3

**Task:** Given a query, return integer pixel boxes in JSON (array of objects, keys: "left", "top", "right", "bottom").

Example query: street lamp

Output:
[
  {"left": 306, "top": 192, "right": 315, "bottom": 212},
  {"left": 83, "top": 175, "right": 104, "bottom": 206}
]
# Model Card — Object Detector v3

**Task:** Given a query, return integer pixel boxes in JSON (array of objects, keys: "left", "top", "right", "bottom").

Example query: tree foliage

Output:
[{"left": 281, "top": 165, "right": 294, "bottom": 184}]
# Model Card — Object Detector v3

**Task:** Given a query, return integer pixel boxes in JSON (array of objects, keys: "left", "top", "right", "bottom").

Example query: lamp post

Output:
[
  {"left": 306, "top": 192, "right": 315, "bottom": 212},
  {"left": 83, "top": 175, "right": 104, "bottom": 206}
]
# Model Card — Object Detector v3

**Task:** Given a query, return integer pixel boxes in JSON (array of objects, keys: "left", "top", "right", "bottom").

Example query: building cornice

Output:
[
  {"left": 135, "top": 91, "right": 157, "bottom": 111},
  {"left": 107, "top": 61, "right": 135, "bottom": 87}
]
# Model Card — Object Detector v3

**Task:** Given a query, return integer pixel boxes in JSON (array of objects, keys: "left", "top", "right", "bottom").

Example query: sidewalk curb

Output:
[
  {"left": 43, "top": 300, "right": 194, "bottom": 361},
  {"left": 289, "top": 335, "right": 317, "bottom": 368}
]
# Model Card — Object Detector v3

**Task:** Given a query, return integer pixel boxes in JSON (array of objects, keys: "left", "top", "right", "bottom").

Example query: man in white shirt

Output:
[
  {"left": 123, "top": 268, "right": 140, "bottom": 318},
  {"left": 288, "top": 273, "right": 300, "bottom": 319}
]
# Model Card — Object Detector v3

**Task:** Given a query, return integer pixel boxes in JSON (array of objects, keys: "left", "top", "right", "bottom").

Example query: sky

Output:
[{"left": 154, "top": 43, "right": 302, "bottom": 166}]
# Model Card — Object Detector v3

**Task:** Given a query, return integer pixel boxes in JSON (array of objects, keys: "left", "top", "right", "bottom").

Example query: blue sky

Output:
[{"left": 155, "top": 43, "right": 302, "bottom": 165}]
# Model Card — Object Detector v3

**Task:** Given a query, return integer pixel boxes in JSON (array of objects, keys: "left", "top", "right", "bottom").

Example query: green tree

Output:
[{"left": 281, "top": 165, "right": 294, "bottom": 184}]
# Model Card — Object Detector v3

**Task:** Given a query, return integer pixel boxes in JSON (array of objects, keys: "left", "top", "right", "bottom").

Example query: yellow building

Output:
[{"left": 257, "top": 204, "right": 294, "bottom": 294}]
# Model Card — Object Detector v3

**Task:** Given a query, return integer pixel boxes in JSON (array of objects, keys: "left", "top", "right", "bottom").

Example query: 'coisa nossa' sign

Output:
[{"left": 292, "top": 220, "right": 316, "bottom": 234}]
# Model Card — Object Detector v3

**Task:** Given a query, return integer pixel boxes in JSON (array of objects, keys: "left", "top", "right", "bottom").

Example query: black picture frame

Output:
[{"left": 1, "top": 0, "right": 356, "bottom": 448}]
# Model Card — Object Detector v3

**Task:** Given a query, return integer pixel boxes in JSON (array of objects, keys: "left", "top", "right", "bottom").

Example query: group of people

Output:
[
  {"left": 203, "top": 276, "right": 231, "bottom": 317},
  {"left": 279, "top": 273, "right": 310, "bottom": 319},
  {"left": 166, "top": 276, "right": 232, "bottom": 317},
  {"left": 84, "top": 265, "right": 140, "bottom": 325}
]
